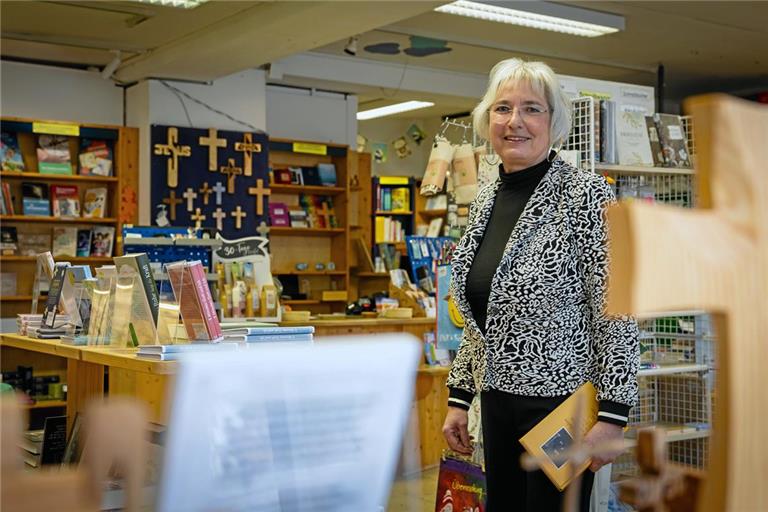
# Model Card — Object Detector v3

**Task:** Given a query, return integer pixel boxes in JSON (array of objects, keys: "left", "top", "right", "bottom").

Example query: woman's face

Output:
[{"left": 489, "top": 81, "right": 552, "bottom": 172}]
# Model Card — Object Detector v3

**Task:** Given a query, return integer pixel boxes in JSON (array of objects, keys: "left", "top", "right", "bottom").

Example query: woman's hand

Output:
[
  {"left": 583, "top": 421, "right": 624, "bottom": 471},
  {"left": 442, "top": 407, "right": 473, "bottom": 455}
]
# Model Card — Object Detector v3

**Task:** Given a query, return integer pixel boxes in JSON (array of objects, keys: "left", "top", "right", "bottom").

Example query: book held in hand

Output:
[{"left": 518, "top": 382, "right": 598, "bottom": 491}]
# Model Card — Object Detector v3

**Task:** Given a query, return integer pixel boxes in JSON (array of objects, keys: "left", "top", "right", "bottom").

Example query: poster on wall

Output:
[
  {"left": 150, "top": 125, "right": 269, "bottom": 238},
  {"left": 436, "top": 264, "right": 463, "bottom": 350},
  {"left": 371, "top": 142, "right": 388, "bottom": 164}
]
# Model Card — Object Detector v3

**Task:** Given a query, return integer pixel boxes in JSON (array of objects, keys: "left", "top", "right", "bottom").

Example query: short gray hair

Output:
[{"left": 472, "top": 58, "right": 572, "bottom": 149}]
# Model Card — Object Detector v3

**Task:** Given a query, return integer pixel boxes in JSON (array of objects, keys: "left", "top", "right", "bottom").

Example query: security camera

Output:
[{"left": 344, "top": 36, "right": 358, "bottom": 56}]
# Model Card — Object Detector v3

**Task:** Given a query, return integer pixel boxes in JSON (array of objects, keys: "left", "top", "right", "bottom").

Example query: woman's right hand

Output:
[{"left": 442, "top": 407, "right": 473, "bottom": 455}]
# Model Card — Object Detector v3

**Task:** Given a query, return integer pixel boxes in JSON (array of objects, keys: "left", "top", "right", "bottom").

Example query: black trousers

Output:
[{"left": 481, "top": 389, "right": 595, "bottom": 512}]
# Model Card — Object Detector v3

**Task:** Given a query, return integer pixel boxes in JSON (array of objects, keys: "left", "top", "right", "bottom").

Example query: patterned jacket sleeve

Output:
[{"left": 576, "top": 176, "right": 640, "bottom": 426}]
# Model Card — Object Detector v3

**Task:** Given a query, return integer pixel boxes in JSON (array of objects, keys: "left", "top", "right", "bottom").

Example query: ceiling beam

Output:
[{"left": 115, "top": 1, "right": 446, "bottom": 83}]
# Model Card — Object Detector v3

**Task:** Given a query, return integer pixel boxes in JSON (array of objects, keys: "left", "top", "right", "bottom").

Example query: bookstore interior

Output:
[{"left": 0, "top": 1, "right": 766, "bottom": 511}]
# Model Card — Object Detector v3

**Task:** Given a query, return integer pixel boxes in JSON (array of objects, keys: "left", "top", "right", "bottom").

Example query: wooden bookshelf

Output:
[
  {"left": 0, "top": 117, "right": 139, "bottom": 319},
  {"left": 596, "top": 164, "right": 695, "bottom": 176},
  {"left": 268, "top": 137, "right": 351, "bottom": 314},
  {"left": 356, "top": 272, "right": 389, "bottom": 277}
]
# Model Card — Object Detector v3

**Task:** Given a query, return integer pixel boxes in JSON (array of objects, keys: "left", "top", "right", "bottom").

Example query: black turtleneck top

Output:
[{"left": 466, "top": 157, "right": 551, "bottom": 334}]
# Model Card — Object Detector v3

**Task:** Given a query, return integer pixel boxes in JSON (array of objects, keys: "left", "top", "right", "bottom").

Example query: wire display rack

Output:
[{"left": 564, "top": 96, "right": 596, "bottom": 173}]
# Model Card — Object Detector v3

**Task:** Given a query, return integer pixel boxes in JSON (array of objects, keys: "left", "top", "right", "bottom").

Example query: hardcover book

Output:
[
  {"left": 300, "top": 166, "right": 321, "bottom": 186},
  {"left": 187, "top": 260, "right": 222, "bottom": 340},
  {"left": 51, "top": 184, "right": 80, "bottom": 217},
  {"left": 82, "top": 187, "right": 107, "bottom": 218},
  {"left": 1, "top": 226, "right": 18, "bottom": 255},
  {"left": 52, "top": 226, "right": 78, "bottom": 257},
  {"left": 36, "top": 134, "right": 72, "bottom": 175},
  {"left": 519, "top": 382, "right": 598, "bottom": 491},
  {"left": 21, "top": 182, "right": 50, "bottom": 216},
  {"left": 317, "top": 163, "right": 337, "bottom": 186},
  {"left": 90, "top": 226, "right": 115, "bottom": 257},
  {"left": 78, "top": 139, "right": 113, "bottom": 176},
  {"left": 616, "top": 111, "right": 654, "bottom": 166},
  {"left": 167, "top": 261, "right": 210, "bottom": 342},
  {"left": 654, "top": 114, "right": 692, "bottom": 168},
  {"left": 645, "top": 116, "right": 666, "bottom": 167},
  {"left": 1, "top": 131, "right": 25, "bottom": 172},
  {"left": 268, "top": 202, "right": 290, "bottom": 227}
]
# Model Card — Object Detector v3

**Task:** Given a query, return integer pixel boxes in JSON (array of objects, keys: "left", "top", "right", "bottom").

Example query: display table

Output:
[
  {"left": 279, "top": 316, "right": 435, "bottom": 338},
  {"left": 0, "top": 330, "right": 449, "bottom": 468}
]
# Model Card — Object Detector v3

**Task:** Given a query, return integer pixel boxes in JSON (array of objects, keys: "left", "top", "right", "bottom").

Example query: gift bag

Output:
[
  {"left": 451, "top": 142, "right": 478, "bottom": 205},
  {"left": 435, "top": 451, "right": 486, "bottom": 512},
  {"left": 421, "top": 136, "right": 454, "bottom": 197}
]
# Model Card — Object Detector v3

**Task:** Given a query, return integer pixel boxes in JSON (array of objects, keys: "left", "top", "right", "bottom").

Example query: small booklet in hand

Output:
[{"left": 518, "top": 382, "right": 598, "bottom": 491}]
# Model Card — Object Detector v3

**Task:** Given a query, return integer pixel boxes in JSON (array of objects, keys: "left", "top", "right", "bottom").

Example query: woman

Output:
[{"left": 442, "top": 58, "right": 639, "bottom": 511}]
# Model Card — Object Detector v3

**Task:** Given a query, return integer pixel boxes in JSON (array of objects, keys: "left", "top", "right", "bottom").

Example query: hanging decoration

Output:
[
  {"left": 407, "top": 123, "right": 427, "bottom": 145},
  {"left": 151, "top": 125, "right": 269, "bottom": 238},
  {"left": 371, "top": 142, "right": 388, "bottom": 163},
  {"left": 392, "top": 136, "right": 412, "bottom": 159}
]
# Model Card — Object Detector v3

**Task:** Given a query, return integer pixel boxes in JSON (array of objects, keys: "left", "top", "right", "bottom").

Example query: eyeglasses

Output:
[{"left": 489, "top": 103, "right": 550, "bottom": 121}]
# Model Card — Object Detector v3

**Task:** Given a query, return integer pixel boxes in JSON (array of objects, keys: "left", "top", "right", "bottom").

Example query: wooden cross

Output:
[
  {"left": 247, "top": 178, "right": 271, "bottom": 216},
  {"left": 182, "top": 187, "right": 198, "bottom": 212},
  {"left": 198, "top": 128, "right": 227, "bottom": 171},
  {"left": 606, "top": 95, "right": 768, "bottom": 511},
  {"left": 619, "top": 429, "right": 704, "bottom": 512},
  {"left": 190, "top": 207, "right": 206, "bottom": 230},
  {"left": 199, "top": 181, "right": 212, "bottom": 205},
  {"left": 212, "top": 208, "right": 227, "bottom": 232},
  {"left": 231, "top": 206, "right": 246, "bottom": 230},
  {"left": 153, "top": 126, "right": 191, "bottom": 188},
  {"left": 234, "top": 132, "right": 262, "bottom": 177},
  {"left": 220, "top": 158, "right": 243, "bottom": 194},
  {"left": 256, "top": 221, "right": 270, "bottom": 238},
  {"left": 162, "top": 189, "right": 183, "bottom": 221},
  {"left": 316, "top": 201, "right": 333, "bottom": 228},
  {"left": 212, "top": 181, "right": 226, "bottom": 205}
]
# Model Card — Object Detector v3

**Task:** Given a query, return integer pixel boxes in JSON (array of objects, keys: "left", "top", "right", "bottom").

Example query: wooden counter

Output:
[
  {"left": 279, "top": 316, "right": 435, "bottom": 339},
  {"left": 1, "top": 331, "right": 448, "bottom": 468}
]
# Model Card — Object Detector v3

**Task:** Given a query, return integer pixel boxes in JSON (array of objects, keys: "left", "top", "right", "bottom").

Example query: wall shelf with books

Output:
[
  {"left": 0, "top": 116, "right": 139, "bottom": 319},
  {"left": 267, "top": 137, "right": 350, "bottom": 314},
  {"left": 596, "top": 164, "right": 694, "bottom": 176},
  {"left": 375, "top": 210, "right": 413, "bottom": 216}
]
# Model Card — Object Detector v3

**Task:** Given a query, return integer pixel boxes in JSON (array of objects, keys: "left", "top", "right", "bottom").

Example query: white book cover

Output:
[{"left": 616, "top": 110, "right": 654, "bottom": 166}]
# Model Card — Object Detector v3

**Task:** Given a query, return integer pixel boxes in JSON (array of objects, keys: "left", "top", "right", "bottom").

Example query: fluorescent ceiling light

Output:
[
  {"left": 357, "top": 101, "right": 435, "bottom": 121},
  {"left": 435, "top": 1, "right": 624, "bottom": 38},
  {"left": 134, "top": 0, "right": 209, "bottom": 8}
]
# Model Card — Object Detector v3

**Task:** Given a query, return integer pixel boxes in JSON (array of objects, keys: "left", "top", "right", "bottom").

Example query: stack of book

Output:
[
  {"left": 19, "top": 430, "right": 43, "bottom": 469},
  {"left": 221, "top": 325, "right": 314, "bottom": 344},
  {"left": 136, "top": 342, "right": 239, "bottom": 361},
  {"left": 17, "top": 314, "right": 71, "bottom": 338}
]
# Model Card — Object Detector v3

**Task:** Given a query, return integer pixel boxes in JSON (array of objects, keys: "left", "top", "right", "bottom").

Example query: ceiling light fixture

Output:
[
  {"left": 434, "top": 1, "right": 625, "bottom": 38},
  {"left": 357, "top": 101, "right": 435, "bottom": 121},
  {"left": 135, "top": 0, "right": 209, "bottom": 9}
]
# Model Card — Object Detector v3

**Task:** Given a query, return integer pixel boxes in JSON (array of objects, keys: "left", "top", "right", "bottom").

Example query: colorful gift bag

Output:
[
  {"left": 420, "top": 136, "right": 454, "bottom": 197},
  {"left": 435, "top": 451, "right": 486, "bottom": 512},
  {"left": 451, "top": 143, "right": 478, "bottom": 205}
]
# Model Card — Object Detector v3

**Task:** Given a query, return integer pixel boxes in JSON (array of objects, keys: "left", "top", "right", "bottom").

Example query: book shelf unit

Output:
[
  {"left": 0, "top": 117, "right": 139, "bottom": 318},
  {"left": 267, "top": 138, "right": 350, "bottom": 314}
]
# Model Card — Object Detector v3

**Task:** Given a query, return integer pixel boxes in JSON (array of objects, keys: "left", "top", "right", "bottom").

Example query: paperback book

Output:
[
  {"left": 52, "top": 226, "right": 78, "bottom": 257},
  {"left": 18, "top": 233, "right": 51, "bottom": 256},
  {"left": 51, "top": 185, "right": 80, "bottom": 217},
  {"left": 21, "top": 182, "right": 50, "bottom": 216},
  {"left": 1, "top": 131, "right": 25, "bottom": 172},
  {"left": 36, "top": 134, "right": 72, "bottom": 175},
  {"left": 654, "top": 114, "right": 692, "bottom": 168},
  {"left": 1, "top": 182, "right": 15, "bottom": 214},
  {"left": 78, "top": 139, "right": 113, "bottom": 176},
  {"left": 82, "top": 187, "right": 107, "bottom": 218},
  {"left": 1, "top": 226, "right": 18, "bottom": 255},
  {"left": 76, "top": 229, "right": 92, "bottom": 257},
  {"left": 42, "top": 262, "right": 71, "bottom": 328},
  {"left": 90, "top": 226, "right": 115, "bottom": 257}
]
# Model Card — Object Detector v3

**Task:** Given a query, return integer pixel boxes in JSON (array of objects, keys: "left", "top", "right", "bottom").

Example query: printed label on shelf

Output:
[
  {"left": 32, "top": 122, "right": 80, "bottom": 136},
  {"left": 292, "top": 142, "right": 327, "bottom": 155}
]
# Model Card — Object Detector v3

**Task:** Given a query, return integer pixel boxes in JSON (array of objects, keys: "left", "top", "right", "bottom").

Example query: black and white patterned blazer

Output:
[{"left": 447, "top": 157, "right": 639, "bottom": 424}]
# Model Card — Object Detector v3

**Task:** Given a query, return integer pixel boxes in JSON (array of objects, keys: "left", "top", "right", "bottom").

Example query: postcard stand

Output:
[
  {"left": 87, "top": 274, "right": 115, "bottom": 346},
  {"left": 156, "top": 263, "right": 185, "bottom": 345},
  {"left": 110, "top": 267, "right": 158, "bottom": 347},
  {"left": 166, "top": 260, "right": 214, "bottom": 343}
]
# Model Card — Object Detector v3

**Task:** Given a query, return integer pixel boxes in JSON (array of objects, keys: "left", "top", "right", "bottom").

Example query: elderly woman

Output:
[{"left": 442, "top": 58, "right": 639, "bottom": 511}]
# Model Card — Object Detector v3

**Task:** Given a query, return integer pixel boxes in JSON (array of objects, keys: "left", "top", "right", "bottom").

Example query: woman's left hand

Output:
[{"left": 583, "top": 421, "right": 624, "bottom": 471}]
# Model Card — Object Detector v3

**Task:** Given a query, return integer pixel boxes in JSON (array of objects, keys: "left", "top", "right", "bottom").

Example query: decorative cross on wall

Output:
[
  {"left": 606, "top": 95, "right": 768, "bottom": 511},
  {"left": 212, "top": 181, "right": 226, "bottom": 206},
  {"left": 199, "top": 182, "right": 212, "bottom": 205},
  {"left": 212, "top": 207, "right": 227, "bottom": 231},
  {"left": 248, "top": 178, "right": 271, "bottom": 216},
  {"left": 190, "top": 208, "right": 206, "bottom": 230},
  {"left": 235, "top": 132, "right": 262, "bottom": 177},
  {"left": 183, "top": 187, "right": 197, "bottom": 212},
  {"left": 198, "top": 128, "right": 227, "bottom": 171},
  {"left": 220, "top": 158, "right": 243, "bottom": 194},
  {"left": 231, "top": 206, "right": 246, "bottom": 230},
  {"left": 153, "top": 127, "right": 191, "bottom": 188},
  {"left": 162, "top": 190, "right": 183, "bottom": 221}
]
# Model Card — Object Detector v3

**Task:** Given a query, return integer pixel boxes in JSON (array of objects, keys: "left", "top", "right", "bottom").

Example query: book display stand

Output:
[
  {"left": 110, "top": 267, "right": 157, "bottom": 347},
  {"left": 86, "top": 272, "right": 115, "bottom": 345},
  {"left": 156, "top": 267, "right": 183, "bottom": 345},
  {"left": 30, "top": 252, "right": 55, "bottom": 314}
]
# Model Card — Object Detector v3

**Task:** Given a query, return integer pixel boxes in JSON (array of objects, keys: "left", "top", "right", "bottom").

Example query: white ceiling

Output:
[{"left": 2, "top": 1, "right": 766, "bottom": 115}]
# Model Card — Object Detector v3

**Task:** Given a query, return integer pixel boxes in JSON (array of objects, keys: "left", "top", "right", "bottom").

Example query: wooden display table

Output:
[
  {"left": 279, "top": 316, "right": 435, "bottom": 339},
  {"left": 0, "top": 331, "right": 449, "bottom": 468}
]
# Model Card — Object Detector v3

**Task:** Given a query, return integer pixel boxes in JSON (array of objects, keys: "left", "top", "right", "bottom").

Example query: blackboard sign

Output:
[
  {"left": 213, "top": 234, "right": 269, "bottom": 261},
  {"left": 40, "top": 415, "right": 67, "bottom": 465}
]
